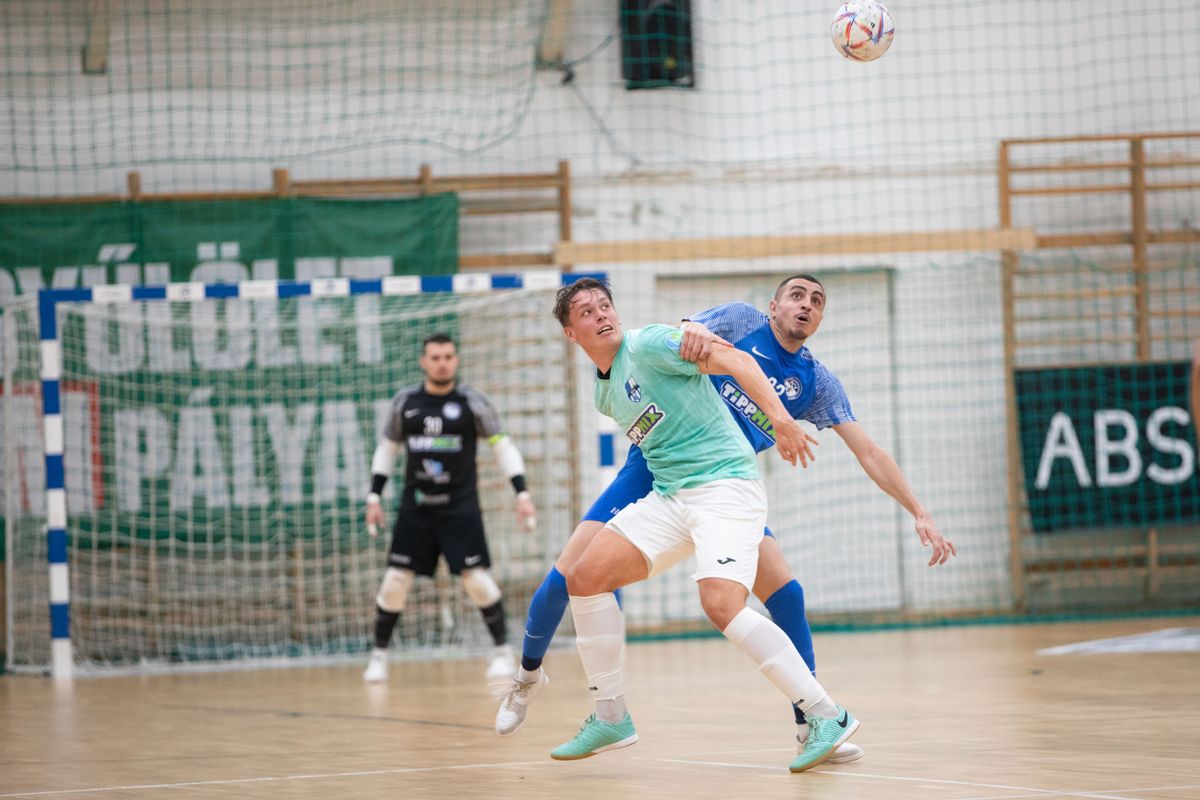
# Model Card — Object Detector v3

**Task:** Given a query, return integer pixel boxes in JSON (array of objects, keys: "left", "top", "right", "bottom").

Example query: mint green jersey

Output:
[{"left": 595, "top": 324, "right": 758, "bottom": 495}]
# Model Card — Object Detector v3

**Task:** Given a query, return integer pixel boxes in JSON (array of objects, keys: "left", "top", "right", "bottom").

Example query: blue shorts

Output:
[{"left": 582, "top": 446, "right": 775, "bottom": 538}]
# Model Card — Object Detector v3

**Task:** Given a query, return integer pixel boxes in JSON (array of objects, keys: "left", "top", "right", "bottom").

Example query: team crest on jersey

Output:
[
  {"left": 418, "top": 458, "right": 451, "bottom": 484},
  {"left": 442, "top": 401, "right": 462, "bottom": 420},
  {"left": 624, "top": 377, "right": 642, "bottom": 403},
  {"left": 625, "top": 403, "right": 664, "bottom": 445},
  {"left": 781, "top": 376, "right": 802, "bottom": 400}
]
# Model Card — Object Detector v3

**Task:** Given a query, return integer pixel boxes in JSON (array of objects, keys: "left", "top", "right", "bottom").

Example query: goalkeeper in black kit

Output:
[{"left": 363, "top": 333, "right": 537, "bottom": 684}]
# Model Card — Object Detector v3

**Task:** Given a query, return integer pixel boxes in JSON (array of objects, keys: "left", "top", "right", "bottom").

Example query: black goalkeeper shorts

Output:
[{"left": 387, "top": 506, "right": 491, "bottom": 576}]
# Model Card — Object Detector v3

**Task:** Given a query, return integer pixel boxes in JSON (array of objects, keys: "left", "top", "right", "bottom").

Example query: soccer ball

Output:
[{"left": 831, "top": 2, "right": 895, "bottom": 63}]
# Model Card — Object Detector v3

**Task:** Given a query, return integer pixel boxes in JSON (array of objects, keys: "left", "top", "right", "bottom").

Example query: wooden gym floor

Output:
[{"left": 2, "top": 617, "right": 1198, "bottom": 799}]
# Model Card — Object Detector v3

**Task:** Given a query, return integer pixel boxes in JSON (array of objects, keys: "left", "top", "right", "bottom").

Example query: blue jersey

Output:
[
  {"left": 689, "top": 302, "right": 855, "bottom": 451},
  {"left": 582, "top": 302, "right": 854, "bottom": 524}
]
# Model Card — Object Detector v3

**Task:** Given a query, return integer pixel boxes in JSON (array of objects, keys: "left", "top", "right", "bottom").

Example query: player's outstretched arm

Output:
[
  {"left": 698, "top": 345, "right": 818, "bottom": 467},
  {"left": 832, "top": 421, "right": 956, "bottom": 566}
]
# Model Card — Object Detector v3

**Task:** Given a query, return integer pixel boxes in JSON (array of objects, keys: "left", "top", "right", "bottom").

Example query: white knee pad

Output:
[
  {"left": 375, "top": 567, "right": 414, "bottom": 612},
  {"left": 460, "top": 567, "right": 502, "bottom": 608}
]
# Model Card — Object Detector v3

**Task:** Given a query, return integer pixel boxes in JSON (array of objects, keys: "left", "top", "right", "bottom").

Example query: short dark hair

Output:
[
  {"left": 422, "top": 333, "right": 455, "bottom": 353},
  {"left": 774, "top": 273, "right": 824, "bottom": 300},
  {"left": 553, "top": 277, "right": 613, "bottom": 327}
]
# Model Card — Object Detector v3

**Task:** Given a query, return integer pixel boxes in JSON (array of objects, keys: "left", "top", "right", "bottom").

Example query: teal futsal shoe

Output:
[
  {"left": 549, "top": 713, "right": 639, "bottom": 760},
  {"left": 789, "top": 706, "right": 859, "bottom": 773}
]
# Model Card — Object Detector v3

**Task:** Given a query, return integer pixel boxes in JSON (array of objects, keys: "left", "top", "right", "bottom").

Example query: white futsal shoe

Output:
[
  {"left": 485, "top": 644, "right": 516, "bottom": 684},
  {"left": 798, "top": 722, "right": 865, "bottom": 764},
  {"left": 494, "top": 668, "right": 549, "bottom": 735},
  {"left": 362, "top": 648, "right": 389, "bottom": 683}
]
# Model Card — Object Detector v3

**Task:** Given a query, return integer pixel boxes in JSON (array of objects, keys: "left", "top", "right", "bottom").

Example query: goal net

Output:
[{"left": 4, "top": 279, "right": 582, "bottom": 673}]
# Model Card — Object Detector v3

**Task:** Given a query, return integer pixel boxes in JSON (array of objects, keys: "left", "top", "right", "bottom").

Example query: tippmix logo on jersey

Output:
[
  {"left": 408, "top": 434, "right": 463, "bottom": 452},
  {"left": 719, "top": 381, "right": 776, "bottom": 441},
  {"left": 625, "top": 377, "right": 642, "bottom": 403},
  {"left": 626, "top": 403, "right": 665, "bottom": 446}
]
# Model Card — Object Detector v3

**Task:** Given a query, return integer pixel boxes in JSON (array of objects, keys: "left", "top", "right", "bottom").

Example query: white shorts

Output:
[{"left": 606, "top": 478, "right": 767, "bottom": 591}]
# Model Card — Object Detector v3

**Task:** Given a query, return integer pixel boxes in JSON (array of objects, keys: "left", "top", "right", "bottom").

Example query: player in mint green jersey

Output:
[
  {"left": 545, "top": 277, "right": 858, "bottom": 772},
  {"left": 498, "top": 275, "right": 954, "bottom": 768}
]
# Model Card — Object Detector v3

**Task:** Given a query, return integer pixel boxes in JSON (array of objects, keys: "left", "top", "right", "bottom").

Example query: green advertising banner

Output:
[
  {"left": 0, "top": 194, "right": 459, "bottom": 299},
  {"left": 0, "top": 194, "right": 459, "bottom": 557},
  {"left": 1016, "top": 362, "right": 1199, "bottom": 534}
]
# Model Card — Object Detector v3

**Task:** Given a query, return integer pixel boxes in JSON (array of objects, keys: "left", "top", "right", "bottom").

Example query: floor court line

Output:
[
  {"left": 953, "top": 792, "right": 1143, "bottom": 800},
  {"left": 955, "top": 788, "right": 1200, "bottom": 800},
  {"left": 662, "top": 753, "right": 1065, "bottom": 791},
  {"left": 810, "top": 773, "right": 1185, "bottom": 800},
  {"left": 0, "top": 760, "right": 553, "bottom": 798},
  {"left": 956, "top": 792, "right": 1188, "bottom": 800},
  {"left": 657, "top": 762, "right": 1200, "bottom": 800},
  {"left": 657, "top": 757, "right": 1062, "bottom": 793},
  {"left": 808, "top": 772, "right": 1200, "bottom": 800}
]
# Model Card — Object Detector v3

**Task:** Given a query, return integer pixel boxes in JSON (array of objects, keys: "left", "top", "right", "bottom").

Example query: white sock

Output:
[
  {"left": 518, "top": 666, "right": 541, "bottom": 682},
  {"left": 371, "top": 647, "right": 387, "bottom": 659},
  {"left": 722, "top": 608, "right": 838, "bottom": 717},
  {"left": 806, "top": 697, "right": 838, "bottom": 719},
  {"left": 596, "top": 696, "right": 628, "bottom": 724},
  {"left": 569, "top": 593, "right": 626, "bottom": 721}
]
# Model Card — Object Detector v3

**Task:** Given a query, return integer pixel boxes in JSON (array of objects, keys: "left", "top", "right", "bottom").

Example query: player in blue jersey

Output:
[{"left": 495, "top": 274, "right": 955, "bottom": 764}]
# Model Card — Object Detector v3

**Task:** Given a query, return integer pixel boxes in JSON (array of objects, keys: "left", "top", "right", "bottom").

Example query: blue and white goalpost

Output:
[{"left": 32, "top": 270, "right": 609, "bottom": 678}]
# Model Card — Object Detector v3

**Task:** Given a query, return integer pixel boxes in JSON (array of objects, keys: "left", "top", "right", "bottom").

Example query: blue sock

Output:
[
  {"left": 520, "top": 567, "right": 569, "bottom": 672},
  {"left": 765, "top": 580, "right": 815, "bottom": 725}
]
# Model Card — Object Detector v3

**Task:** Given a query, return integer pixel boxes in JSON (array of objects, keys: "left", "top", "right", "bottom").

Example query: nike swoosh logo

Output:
[
  {"left": 750, "top": 345, "right": 770, "bottom": 360},
  {"left": 404, "top": 408, "right": 421, "bottom": 418},
  {"left": 836, "top": 711, "right": 849, "bottom": 728},
  {"left": 464, "top": 554, "right": 483, "bottom": 565}
]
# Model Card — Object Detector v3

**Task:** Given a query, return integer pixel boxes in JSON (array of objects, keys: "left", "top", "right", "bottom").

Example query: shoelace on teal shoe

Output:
[{"left": 803, "top": 717, "right": 830, "bottom": 750}]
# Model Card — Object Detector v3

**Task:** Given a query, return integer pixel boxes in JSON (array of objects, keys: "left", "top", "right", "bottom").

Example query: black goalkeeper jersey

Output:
[{"left": 382, "top": 383, "right": 504, "bottom": 513}]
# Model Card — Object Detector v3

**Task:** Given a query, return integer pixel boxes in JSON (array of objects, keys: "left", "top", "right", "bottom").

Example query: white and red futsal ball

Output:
[{"left": 831, "top": 2, "right": 895, "bottom": 63}]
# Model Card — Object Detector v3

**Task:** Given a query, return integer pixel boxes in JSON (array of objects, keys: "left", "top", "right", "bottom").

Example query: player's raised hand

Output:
[
  {"left": 772, "top": 417, "right": 819, "bottom": 468},
  {"left": 515, "top": 492, "right": 537, "bottom": 533},
  {"left": 679, "top": 321, "right": 732, "bottom": 363},
  {"left": 915, "top": 512, "right": 956, "bottom": 566},
  {"left": 365, "top": 494, "right": 384, "bottom": 537}
]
